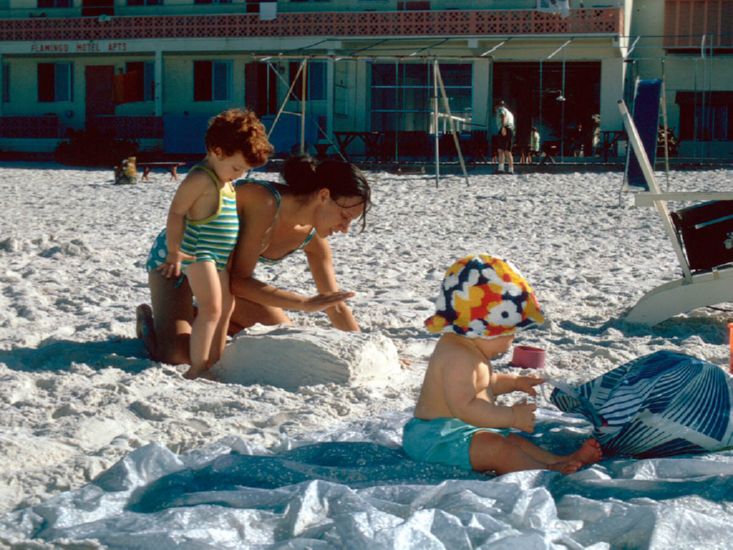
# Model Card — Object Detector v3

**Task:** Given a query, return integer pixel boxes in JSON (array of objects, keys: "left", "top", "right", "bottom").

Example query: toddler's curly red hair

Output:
[{"left": 205, "top": 108, "right": 273, "bottom": 168}]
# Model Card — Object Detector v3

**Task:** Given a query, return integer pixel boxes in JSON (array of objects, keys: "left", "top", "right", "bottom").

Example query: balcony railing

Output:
[
  {"left": 0, "top": 8, "right": 622, "bottom": 42},
  {"left": 664, "top": 0, "right": 733, "bottom": 48},
  {"left": 92, "top": 115, "right": 164, "bottom": 139},
  {"left": 0, "top": 115, "right": 62, "bottom": 138}
]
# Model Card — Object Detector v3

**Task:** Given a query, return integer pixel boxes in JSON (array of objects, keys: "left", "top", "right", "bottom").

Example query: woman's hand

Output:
[
  {"left": 514, "top": 375, "right": 544, "bottom": 397},
  {"left": 301, "top": 291, "right": 355, "bottom": 313}
]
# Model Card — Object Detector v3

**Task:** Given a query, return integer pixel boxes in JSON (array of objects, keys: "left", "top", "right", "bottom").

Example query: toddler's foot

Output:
[
  {"left": 184, "top": 363, "right": 214, "bottom": 380},
  {"left": 183, "top": 365, "right": 203, "bottom": 380},
  {"left": 570, "top": 439, "right": 603, "bottom": 465},
  {"left": 136, "top": 304, "right": 156, "bottom": 358}
]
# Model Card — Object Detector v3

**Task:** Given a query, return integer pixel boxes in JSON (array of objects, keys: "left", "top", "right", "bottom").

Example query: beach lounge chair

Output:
[{"left": 618, "top": 99, "right": 733, "bottom": 326}]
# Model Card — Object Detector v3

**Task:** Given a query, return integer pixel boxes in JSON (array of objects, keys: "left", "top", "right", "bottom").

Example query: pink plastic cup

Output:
[{"left": 510, "top": 345, "right": 546, "bottom": 369}]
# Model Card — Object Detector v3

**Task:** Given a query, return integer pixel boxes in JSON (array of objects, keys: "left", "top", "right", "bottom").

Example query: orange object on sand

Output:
[{"left": 729, "top": 322, "right": 733, "bottom": 373}]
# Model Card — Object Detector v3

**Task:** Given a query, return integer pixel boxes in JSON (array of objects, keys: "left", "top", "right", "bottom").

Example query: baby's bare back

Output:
[{"left": 413, "top": 335, "right": 492, "bottom": 420}]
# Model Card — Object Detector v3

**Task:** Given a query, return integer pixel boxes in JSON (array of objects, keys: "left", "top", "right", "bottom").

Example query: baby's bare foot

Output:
[
  {"left": 571, "top": 439, "right": 603, "bottom": 465},
  {"left": 549, "top": 459, "right": 583, "bottom": 475}
]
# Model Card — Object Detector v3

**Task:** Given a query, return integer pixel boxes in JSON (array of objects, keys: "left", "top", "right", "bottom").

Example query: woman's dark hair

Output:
[{"left": 279, "top": 154, "right": 372, "bottom": 231}]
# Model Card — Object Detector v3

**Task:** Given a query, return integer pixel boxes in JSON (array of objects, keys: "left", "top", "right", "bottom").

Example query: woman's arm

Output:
[
  {"left": 228, "top": 186, "right": 353, "bottom": 313},
  {"left": 304, "top": 235, "right": 360, "bottom": 332}
]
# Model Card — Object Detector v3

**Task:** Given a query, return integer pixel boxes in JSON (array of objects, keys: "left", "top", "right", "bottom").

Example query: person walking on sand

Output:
[
  {"left": 137, "top": 154, "right": 371, "bottom": 378},
  {"left": 403, "top": 254, "right": 603, "bottom": 475},
  {"left": 145, "top": 108, "right": 273, "bottom": 379},
  {"left": 494, "top": 100, "right": 515, "bottom": 174}
]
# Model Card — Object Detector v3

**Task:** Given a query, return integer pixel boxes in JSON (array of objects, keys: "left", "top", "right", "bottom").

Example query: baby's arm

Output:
[
  {"left": 163, "top": 173, "right": 209, "bottom": 276},
  {"left": 442, "top": 359, "right": 535, "bottom": 432},
  {"left": 491, "top": 372, "right": 544, "bottom": 397}
]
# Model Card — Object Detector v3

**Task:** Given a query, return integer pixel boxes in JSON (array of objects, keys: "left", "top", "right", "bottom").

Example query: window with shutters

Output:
[{"left": 38, "top": 62, "right": 73, "bottom": 103}]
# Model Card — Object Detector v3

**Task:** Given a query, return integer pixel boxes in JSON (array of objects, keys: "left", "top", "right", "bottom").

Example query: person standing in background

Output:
[
  {"left": 494, "top": 100, "right": 515, "bottom": 174},
  {"left": 529, "top": 126, "right": 541, "bottom": 164}
]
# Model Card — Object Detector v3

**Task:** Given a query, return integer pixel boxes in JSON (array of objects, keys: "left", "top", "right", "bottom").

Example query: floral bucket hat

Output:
[{"left": 425, "top": 254, "right": 545, "bottom": 339}]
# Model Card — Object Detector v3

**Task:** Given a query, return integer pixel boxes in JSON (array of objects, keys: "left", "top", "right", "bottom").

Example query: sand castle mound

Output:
[{"left": 211, "top": 326, "right": 400, "bottom": 390}]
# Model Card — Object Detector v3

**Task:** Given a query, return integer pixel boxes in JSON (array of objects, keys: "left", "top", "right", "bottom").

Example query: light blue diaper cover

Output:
[{"left": 402, "top": 417, "right": 507, "bottom": 471}]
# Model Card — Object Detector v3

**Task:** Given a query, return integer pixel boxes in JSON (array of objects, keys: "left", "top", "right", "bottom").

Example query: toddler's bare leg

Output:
[
  {"left": 207, "top": 269, "right": 234, "bottom": 368},
  {"left": 184, "top": 262, "right": 222, "bottom": 379}
]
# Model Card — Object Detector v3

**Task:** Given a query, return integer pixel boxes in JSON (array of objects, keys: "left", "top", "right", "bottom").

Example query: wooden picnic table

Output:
[{"left": 334, "top": 131, "right": 383, "bottom": 161}]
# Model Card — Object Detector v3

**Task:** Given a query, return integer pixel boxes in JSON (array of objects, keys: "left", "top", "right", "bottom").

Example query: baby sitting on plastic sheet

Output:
[{"left": 403, "top": 254, "right": 603, "bottom": 475}]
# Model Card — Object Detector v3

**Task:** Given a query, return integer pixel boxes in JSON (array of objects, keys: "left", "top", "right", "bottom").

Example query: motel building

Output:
[{"left": 0, "top": 0, "right": 729, "bottom": 162}]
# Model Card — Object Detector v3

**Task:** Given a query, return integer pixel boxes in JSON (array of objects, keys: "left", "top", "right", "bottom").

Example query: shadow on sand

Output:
[
  {"left": 560, "top": 310, "right": 728, "bottom": 346},
  {"left": 0, "top": 337, "right": 155, "bottom": 373}
]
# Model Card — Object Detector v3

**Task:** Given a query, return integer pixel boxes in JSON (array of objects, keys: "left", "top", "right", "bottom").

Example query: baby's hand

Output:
[
  {"left": 515, "top": 375, "right": 544, "bottom": 397},
  {"left": 511, "top": 402, "right": 537, "bottom": 432}
]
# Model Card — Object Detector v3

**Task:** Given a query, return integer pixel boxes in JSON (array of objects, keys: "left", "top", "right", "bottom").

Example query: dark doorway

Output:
[
  {"left": 85, "top": 65, "right": 115, "bottom": 128},
  {"left": 245, "top": 62, "right": 278, "bottom": 117},
  {"left": 493, "top": 61, "right": 601, "bottom": 157},
  {"left": 82, "top": 0, "right": 114, "bottom": 16}
]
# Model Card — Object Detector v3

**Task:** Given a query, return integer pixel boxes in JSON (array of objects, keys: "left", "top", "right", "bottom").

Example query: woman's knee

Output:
[
  {"left": 230, "top": 298, "right": 289, "bottom": 329},
  {"left": 154, "top": 332, "right": 191, "bottom": 365}
]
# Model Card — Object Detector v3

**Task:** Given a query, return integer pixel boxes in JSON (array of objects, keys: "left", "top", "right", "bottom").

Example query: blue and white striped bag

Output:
[{"left": 550, "top": 351, "right": 733, "bottom": 458}]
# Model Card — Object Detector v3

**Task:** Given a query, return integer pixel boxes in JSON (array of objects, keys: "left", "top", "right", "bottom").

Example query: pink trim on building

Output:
[{"left": 0, "top": 8, "right": 622, "bottom": 42}]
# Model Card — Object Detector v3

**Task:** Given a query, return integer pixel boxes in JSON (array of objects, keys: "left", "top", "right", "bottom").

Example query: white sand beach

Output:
[{"left": 1, "top": 163, "right": 733, "bottom": 548}]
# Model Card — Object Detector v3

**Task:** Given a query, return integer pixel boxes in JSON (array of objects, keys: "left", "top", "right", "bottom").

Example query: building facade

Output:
[
  {"left": 629, "top": 0, "right": 733, "bottom": 160},
  {"left": 0, "top": 1, "right": 642, "bottom": 160}
]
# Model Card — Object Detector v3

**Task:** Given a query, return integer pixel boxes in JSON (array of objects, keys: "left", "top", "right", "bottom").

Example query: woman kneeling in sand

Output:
[{"left": 138, "top": 154, "right": 372, "bottom": 378}]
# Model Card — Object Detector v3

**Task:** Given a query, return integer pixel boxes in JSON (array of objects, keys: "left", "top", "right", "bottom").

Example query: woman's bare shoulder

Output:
[{"left": 236, "top": 181, "right": 279, "bottom": 214}]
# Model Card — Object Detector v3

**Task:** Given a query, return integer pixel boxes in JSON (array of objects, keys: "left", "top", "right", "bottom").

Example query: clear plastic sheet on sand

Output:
[{"left": 1, "top": 410, "right": 733, "bottom": 549}]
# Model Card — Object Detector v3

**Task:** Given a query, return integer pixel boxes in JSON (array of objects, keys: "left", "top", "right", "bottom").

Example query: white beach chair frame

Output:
[{"left": 618, "top": 99, "right": 733, "bottom": 326}]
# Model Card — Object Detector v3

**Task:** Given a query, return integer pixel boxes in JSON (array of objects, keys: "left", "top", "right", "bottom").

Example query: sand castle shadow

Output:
[
  {"left": 0, "top": 337, "right": 155, "bottom": 373},
  {"left": 125, "top": 441, "right": 486, "bottom": 514}
]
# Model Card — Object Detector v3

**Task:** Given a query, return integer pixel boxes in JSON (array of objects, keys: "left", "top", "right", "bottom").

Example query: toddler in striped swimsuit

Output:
[{"left": 153, "top": 109, "right": 273, "bottom": 379}]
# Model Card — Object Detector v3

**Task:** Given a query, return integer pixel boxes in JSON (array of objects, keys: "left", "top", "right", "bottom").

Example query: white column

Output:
[
  {"left": 472, "top": 58, "right": 491, "bottom": 132},
  {"left": 354, "top": 60, "right": 368, "bottom": 130},
  {"left": 154, "top": 49, "right": 163, "bottom": 116},
  {"left": 600, "top": 57, "right": 625, "bottom": 131},
  {"left": 326, "top": 56, "right": 334, "bottom": 143}
]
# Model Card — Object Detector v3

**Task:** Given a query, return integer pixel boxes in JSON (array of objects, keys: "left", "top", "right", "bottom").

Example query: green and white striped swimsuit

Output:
[
  {"left": 180, "top": 164, "right": 239, "bottom": 271},
  {"left": 145, "top": 177, "right": 316, "bottom": 280}
]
